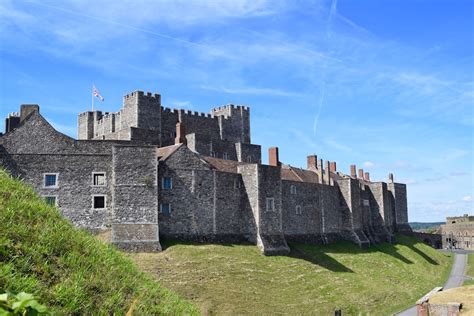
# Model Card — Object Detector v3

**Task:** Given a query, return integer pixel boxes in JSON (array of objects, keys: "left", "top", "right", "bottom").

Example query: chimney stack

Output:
[
  {"left": 350, "top": 165, "right": 357, "bottom": 178},
  {"left": 175, "top": 122, "right": 186, "bottom": 145},
  {"left": 269, "top": 147, "right": 280, "bottom": 167},
  {"left": 388, "top": 173, "right": 394, "bottom": 183},
  {"left": 358, "top": 169, "right": 364, "bottom": 179},
  {"left": 329, "top": 161, "right": 337, "bottom": 172},
  {"left": 307, "top": 155, "right": 317, "bottom": 170},
  {"left": 324, "top": 160, "right": 331, "bottom": 184},
  {"left": 364, "top": 172, "right": 370, "bottom": 181},
  {"left": 20, "top": 104, "right": 40, "bottom": 122}
]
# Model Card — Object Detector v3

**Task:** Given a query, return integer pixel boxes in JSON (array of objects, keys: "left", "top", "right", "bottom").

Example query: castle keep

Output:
[{"left": 0, "top": 90, "right": 411, "bottom": 255}]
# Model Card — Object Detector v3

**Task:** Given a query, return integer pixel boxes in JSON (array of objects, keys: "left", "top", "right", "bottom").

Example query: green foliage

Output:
[
  {"left": 132, "top": 236, "right": 453, "bottom": 315},
  {"left": 0, "top": 292, "right": 49, "bottom": 315},
  {"left": 409, "top": 222, "right": 443, "bottom": 232},
  {"left": 464, "top": 254, "right": 474, "bottom": 286},
  {"left": 0, "top": 169, "right": 198, "bottom": 315}
]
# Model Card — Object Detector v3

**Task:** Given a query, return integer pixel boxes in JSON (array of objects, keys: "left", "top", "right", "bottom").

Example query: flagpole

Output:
[{"left": 92, "top": 84, "right": 94, "bottom": 112}]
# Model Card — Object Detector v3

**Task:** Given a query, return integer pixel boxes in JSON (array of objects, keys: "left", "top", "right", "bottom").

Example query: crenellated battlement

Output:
[{"left": 124, "top": 90, "right": 161, "bottom": 100}]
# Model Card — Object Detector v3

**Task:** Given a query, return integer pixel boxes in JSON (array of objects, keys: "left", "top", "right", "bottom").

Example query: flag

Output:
[{"left": 92, "top": 85, "right": 104, "bottom": 102}]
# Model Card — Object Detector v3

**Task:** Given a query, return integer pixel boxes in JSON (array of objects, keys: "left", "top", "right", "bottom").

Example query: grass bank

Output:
[
  {"left": 0, "top": 169, "right": 198, "bottom": 315},
  {"left": 465, "top": 254, "right": 474, "bottom": 286},
  {"left": 132, "top": 236, "right": 453, "bottom": 315}
]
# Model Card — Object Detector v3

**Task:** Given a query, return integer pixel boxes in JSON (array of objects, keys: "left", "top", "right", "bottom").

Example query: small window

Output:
[
  {"left": 160, "top": 203, "right": 171, "bottom": 214},
  {"left": 45, "top": 196, "right": 57, "bottom": 206},
  {"left": 93, "top": 172, "right": 106, "bottom": 186},
  {"left": 162, "top": 177, "right": 172, "bottom": 189},
  {"left": 210, "top": 151, "right": 217, "bottom": 158},
  {"left": 93, "top": 195, "right": 106, "bottom": 209},
  {"left": 223, "top": 152, "right": 229, "bottom": 160},
  {"left": 44, "top": 174, "right": 58, "bottom": 187},
  {"left": 234, "top": 179, "right": 241, "bottom": 189},
  {"left": 266, "top": 197, "right": 275, "bottom": 212},
  {"left": 296, "top": 205, "right": 302, "bottom": 215},
  {"left": 247, "top": 156, "right": 252, "bottom": 163},
  {"left": 290, "top": 185, "right": 297, "bottom": 195}
]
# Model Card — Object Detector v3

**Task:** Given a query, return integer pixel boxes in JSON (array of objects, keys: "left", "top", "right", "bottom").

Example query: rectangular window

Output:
[
  {"left": 160, "top": 203, "right": 171, "bottom": 214},
  {"left": 210, "top": 151, "right": 217, "bottom": 158},
  {"left": 162, "top": 177, "right": 172, "bottom": 189},
  {"left": 93, "top": 195, "right": 106, "bottom": 209},
  {"left": 44, "top": 174, "right": 58, "bottom": 188},
  {"left": 45, "top": 196, "right": 57, "bottom": 206},
  {"left": 223, "top": 152, "right": 229, "bottom": 160},
  {"left": 92, "top": 172, "right": 106, "bottom": 186},
  {"left": 234, "top": 179, "right": 241, "bottom": 189},
  {"left": 266, "top": 198, "right": 275, "bottom": 212}
]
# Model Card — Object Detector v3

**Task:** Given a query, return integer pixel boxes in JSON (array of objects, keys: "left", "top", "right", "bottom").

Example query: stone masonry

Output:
[{"left": 0, "top": 90, "right": 411, "bottom": 255}]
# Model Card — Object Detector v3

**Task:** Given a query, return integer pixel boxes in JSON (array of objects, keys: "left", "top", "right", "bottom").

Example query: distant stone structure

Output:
[
  {"left": 0, "top": 90, "right": 412, "bottom": 255},
  {"left": 440, "top": 214, "right": 474, "bottom": 250}
]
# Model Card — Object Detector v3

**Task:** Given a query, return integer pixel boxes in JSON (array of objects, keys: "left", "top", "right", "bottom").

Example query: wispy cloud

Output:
[
  {"left": 200, "top": 85, "right": 303, "bottom": 97},
  {"left": 462, "top": 195, "right": 472, "bottom": 202}
]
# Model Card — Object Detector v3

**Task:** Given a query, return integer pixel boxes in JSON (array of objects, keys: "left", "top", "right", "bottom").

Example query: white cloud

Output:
[
  {"left": 200, "top": 85, "right": 303, "bottom": 97},
  {"left": 462, "top": 195, "right": 472, "bottom": 202},
  {"left": 363, "top": 161, "right": 375, "bottom": 169}
]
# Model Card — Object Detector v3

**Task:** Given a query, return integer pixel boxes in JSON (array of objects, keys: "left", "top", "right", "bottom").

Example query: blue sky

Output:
[{"left": 0, "top": 0, "right": 472, "bottom": 221}]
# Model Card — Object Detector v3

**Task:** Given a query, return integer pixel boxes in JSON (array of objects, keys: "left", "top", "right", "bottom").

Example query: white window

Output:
[
  {"left": 296, "top": 205, "right": 302, "bottom": 215},
  {"left": 290, "top": 185, "right": 297, "bottom": 194},
  {"left": 210, "top": 151, "right": 217, "bottom": 158},
  {"left": 160, "top": 203, "right": 171, "bottom": 214},
  {"left": 92, "top": 195, "right": 106, "bottom": 209},
  {"left": 44, "top": 196, "right": 57, "bottom": 206},
  {"left": 223, "top": 152, "right": 229, "bottom": 160},
  {"left": 92, "top": 172, "right": 106, "bottom": 186},
  {"left": 266, "top": 198, "right": 275, "bottom": 212},
  {"left": 162, "top": 177, "right": 172, "bottom": 189},
  {"left": 44, "top": 173, "right": 58, "bottom": 188},
  {"left": 247, "top": 156, "right": 252, "bottom": 163}
]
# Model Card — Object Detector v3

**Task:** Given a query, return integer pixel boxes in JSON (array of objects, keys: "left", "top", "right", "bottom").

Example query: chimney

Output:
[
  {"left": 388, "top": 173, "right": 394, "bottom": 183},
  {"left": 20, "top": 104, "right": 40, "bottom": 122},
  {"left": 307, "top": 155, "right": 317, "bottom": 170},
  {"left": 364, "top": 172, "right": 370, "bottom": 181},
  {"left": 350, "top": 165, "right": 357, "bottom": 178},
  {"left": 175, "top": 122, "right": 186, "bottom": 145},
  {"left": 324, "top": 160, "right": 331, "bottom": 184},
  {"left": 358, "top": 169, "right": 364, "bottom": 179},
  {"left": 329, "top": 161, "right": 337, "bottom": 172},
  {"left": 317, "top": 158, "right": 323, "bottom": 170},
  {"left": 269, "top": 147, "right": 280, "bottom": 167}
]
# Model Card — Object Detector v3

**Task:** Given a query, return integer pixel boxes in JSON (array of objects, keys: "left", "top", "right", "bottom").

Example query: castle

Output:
[
  {"left": 440, "top": 214, "right": 474, "bottom": 250},
  {"left": 0, "top": 90, "right": 411, "bottom": 255}
]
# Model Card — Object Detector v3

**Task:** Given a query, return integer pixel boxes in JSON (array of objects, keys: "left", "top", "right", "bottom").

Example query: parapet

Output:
[{"left": 124, "top": 90, "right": 161, "bottom": 100}]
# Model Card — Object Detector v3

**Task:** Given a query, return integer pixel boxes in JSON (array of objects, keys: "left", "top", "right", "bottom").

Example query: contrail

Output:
[
  {"left": 313, "top": 0, "right": 337, "bottom": 136},
  {"left": 26, "top": 0, "right": 213, "bottom": 51}
]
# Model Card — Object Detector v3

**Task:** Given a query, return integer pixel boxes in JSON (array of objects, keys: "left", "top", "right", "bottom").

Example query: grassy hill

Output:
[
  {"left": 0, "top": 169, "right": 198, "bottom": 315},
  {"left": 409, "top": 222, "right": 444, "bottom": 232},
  {"left": 131, "top": 237, "right": 453, "bottom": 315}
]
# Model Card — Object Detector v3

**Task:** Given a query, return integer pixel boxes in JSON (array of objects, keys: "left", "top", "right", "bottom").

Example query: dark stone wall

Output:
[{"left": 111, "top": 145, "right": 161, "bottom": 251}]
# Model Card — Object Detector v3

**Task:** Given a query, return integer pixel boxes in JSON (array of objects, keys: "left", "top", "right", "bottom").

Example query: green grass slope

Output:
[
  {"left": 0, "top": 169, "right": 198, "bottom": 315},
  {"left": 465, "top": 254, "right": 474, "bottom": 286},
  {"left": 133, "top": 237, "right": 453, "bottom": 315}
]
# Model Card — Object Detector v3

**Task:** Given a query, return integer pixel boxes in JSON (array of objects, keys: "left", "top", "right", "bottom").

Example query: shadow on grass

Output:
[
  {"left": 289, "top": 246, "right": 354, "bottom": 272},
  {"left": 159, "top": 234, "right": 439, "bottom": 273}
]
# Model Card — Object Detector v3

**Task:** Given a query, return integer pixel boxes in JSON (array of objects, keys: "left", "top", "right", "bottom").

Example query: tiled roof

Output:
[
  {"left": 281, "top": 165, "right": 319, "bottom": 183},
  {"left": 156, "top": 144, "right": 183, "bottom": 161},
  {"left": 201, "top": 156, "right": 244, "bottom": 173}
]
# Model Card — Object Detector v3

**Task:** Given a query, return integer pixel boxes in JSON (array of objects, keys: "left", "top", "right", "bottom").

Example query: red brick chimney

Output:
[
  {"left": 307, "top": 155, "right": 317, "bottom": 170},
  {"left": 358, "top": 169, "right": 364, "bottom": 179},
  {"left": 350, "top": 165, "right": 357, "bottom": 178},
  {"left": 364, "top": 172, "right": 370, "bottom": 181},
  {"left": 329, "top": 161, "right": 337, "bottom": 172},
  {"left": 175, "top": 122, "right": 186, "bottom": 145},
  {"left": 269, "top": 147, "right": 280, "bottom": 167}
]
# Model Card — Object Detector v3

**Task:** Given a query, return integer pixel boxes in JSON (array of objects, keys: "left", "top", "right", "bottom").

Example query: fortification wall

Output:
[
  {"left": 281, "top": 180, "right": 322, "bottom": 241},
  {"left": 212, "top": 105, "right": 250, "bottom": 143},
  {"left": 111, "top": 145, "right": 161, "bottom": 252},
  {"left": 235, "top": 142, "right": 261, "bottom": 163},
  {"left": 7, "top": 153, "right": 112, "bottom": 229},
  {"left": 186, "top": 133, "right": 238, "bottom": 160}
]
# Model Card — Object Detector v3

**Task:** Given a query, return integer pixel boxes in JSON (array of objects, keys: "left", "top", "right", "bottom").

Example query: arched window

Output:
[
  {"left": 295, "top": 205, "right": 302, "bottom": 215},
  {"left": 290, "top": 185, "right": 297, "bottom": 195}
]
